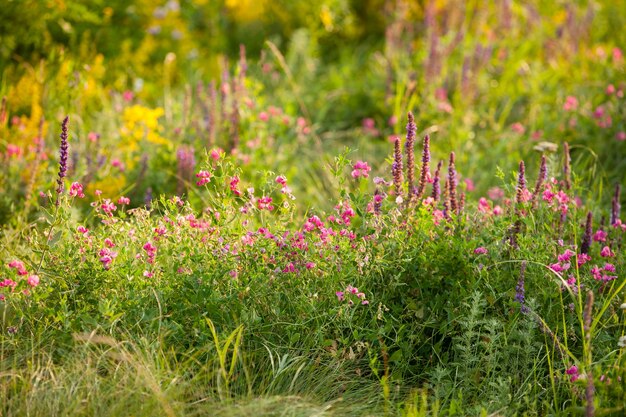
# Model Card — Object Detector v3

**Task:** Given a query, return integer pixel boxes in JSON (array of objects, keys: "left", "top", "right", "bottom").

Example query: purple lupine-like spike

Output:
[
  {"left": 531, "top": 155, "right": 547, "bottom": 209},
  {"left": 392, "top": 137, "right": 404, "bottom": 200},
  {"left": 405, "top": 112, "right": 416, "bottom": 200},
  {"left": 448, "top": 152, "right": 458, "bottom": 214},
  {"left": 55, "top": 116, "right": 69, "bottom": 205},
  {"left": 563, "top": 142, "right": 571, "bottom": 191},
  {"left": 611, "top": 184, "right": 621, "bottom": 225},
  {"left": 417, "top": 134, "right": 431, "bottom": 199},
  {"left": 459, "top": 191, "right": 466, "bottom": 215},
  {"left": 581, "top": 211, "right": 593, "bottom": 255},
  {"left": 374, "top": 188, "right": 382, "bottom": 215},
  {"left": 508, "top": 161, "right": 527, "bottom": 249},
  {"left": 515, "top": 261, "right": 529, "bottom": 314},
  {"left": 144, "top": 187, "right": 153, "bottom": 210},
  {"left": 442, "top": 179, "right": 451, "bottom": 221},
  {"left": 431, "top": 160, "right": 443, "bottom": 202},
  {"left": 516, "top": 161, "right": 526, "bottom": 207}
]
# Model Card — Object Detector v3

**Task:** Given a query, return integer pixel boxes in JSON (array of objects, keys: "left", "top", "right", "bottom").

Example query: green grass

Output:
[{"left": 1, "top": 1, "right": 626, "bottom": 415}]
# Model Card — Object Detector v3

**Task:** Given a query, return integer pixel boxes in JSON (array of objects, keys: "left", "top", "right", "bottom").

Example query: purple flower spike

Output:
[{"left": 55, "top": 116, "right": 69, "bottom": 205}]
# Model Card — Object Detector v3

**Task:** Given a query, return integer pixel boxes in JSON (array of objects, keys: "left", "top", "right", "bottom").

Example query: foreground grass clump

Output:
[{"left": 2, "top": 113, "right": 626, "bottom": 415}]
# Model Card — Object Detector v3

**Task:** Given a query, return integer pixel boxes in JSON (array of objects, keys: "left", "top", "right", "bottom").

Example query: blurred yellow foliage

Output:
[
  {"left": 87, "top": 175, "right": 127, "bottom": 199},
  {"left": 120, "top": 105, "right": 170, "bottom": 149},
  {"left": 225, "top": 0, "right": 267, "bottom": 23},
  {"left": 7, "top": 70, "right": 45, "bottom": 147}
]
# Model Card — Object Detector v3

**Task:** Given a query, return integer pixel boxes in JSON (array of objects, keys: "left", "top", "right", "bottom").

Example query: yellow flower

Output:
[{"left": 120, "top": 105, "right": 170, "bottom": 147}]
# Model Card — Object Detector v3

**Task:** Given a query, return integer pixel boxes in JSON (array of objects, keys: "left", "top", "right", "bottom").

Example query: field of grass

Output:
[{"left": 1, "top": 1, "right": 626, "bottom": 415}]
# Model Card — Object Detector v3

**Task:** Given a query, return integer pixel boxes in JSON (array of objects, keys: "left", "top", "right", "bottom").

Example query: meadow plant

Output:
[
  {"left": 404, "top": 112, "right": 416, "bottom": 201},
  {"left": 416, "top": 134, "right": 430, "bottom": 200},
  {"left": 1, "top": 3, "right": 626, "bottom": 414}
]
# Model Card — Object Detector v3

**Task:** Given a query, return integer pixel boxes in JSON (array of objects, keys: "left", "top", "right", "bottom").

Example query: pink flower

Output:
[
  {"left": 88, "top": 132, "right": 100, "bottom": 142},
  {"left": 100, "top": 199, "right": 117, "bottom": 216},
  {"left": 607, "top": 84, "right": 616, "bottom": 95},
  {"left": 511, "top": 122, "right": 525, "bottom": 134},
  {"left": 474, "top": 247, "right": 488, "bottom": 255},
  {"left": 362, "top": 118, "right": 379, "bottom": 135},
  {"left": 557, "top": 249, "right": 575, "bottom": 262},
  {"left": 196, "top": 170, "right": 212, "bottom": 186},
  {"left": 616, "top": 132, "right": 626, "bottom": 141},
  {"left": 143, "top": 270, "right": 154, "bottom": 278},
  {"left": 613, "top": 219, "right": 626, "bottom": 231},
  {"left": 362, "top": 118, "right": 375, "bottom": 129},
  {"left": 340, "top": 207, "right": 355, "bottom": 225},
  {"left": 543, "top": 189, "right": 555, "bottom": 203},
  {"left": 351, "top": 161, "right": 371, "bottom": 179},
  {"left": 117, "top": 196, "right": 130, "bottom": 205},
  {"left": 122, "top": 90, "right": 134, "bottom": 102},
  {"left": 566, "top": 365, "right": 579, "bottom": 382},
  {"left": 563, "top": 96, "right": 578, "bottom": 112},
  {"left": 593, "top": 230, "right": 608, "bottom": 242},
  {"left": 603, "top": 263, "right": 616, "bottom": 273},
  {"left": 478, "top": 197, "right": 491, "bottom": 214},
  {"left": 259, "top": 111, "right": 269, "bottom": 122},
  {"left": 229, "top": 176, "right": 241, "bottom": 196},
  {"left": 305, "top": 262, "right": 316, "bottom": 269},
  {"left": 257, "top": 196, "right": 274, "bottom": 211},
  {"left": 433, "top": 210, "right": 445, "bottom": 225},
  {"left": 111, "top": 158, "right": 125, "bottom": 172},
  {"left": 69, "top": 182, "right": 85, "bottom": 198},
  {"left": 593, "top": 106, "right": 605, "bottom": 119},
  {"left": 346, "top": 285, "right": 359, "bottom": 295},
  {"left": 601, "top": 246, "right": 614, "bottom": 257},
  {"left": 8, "top": 260, "right": 27, "bottom": 276},
  {"left": 210, "top": 148, "right": 223, "bottom": 161},
  {"left": 577, "top": 253, "right": 591, "bottom": 267},
  {"left": 27, "top": 275, "right": 40, "bottom": 287},
  {"left": 275, "top": 175, "right": 287, "bottom": 186},
  {"left": 591, "top": 265, "right": 602, "bottom": 280},
  {"left": 0, "top": 279, "right": 17, "bottom": 289},
  {"left": 336, "top": 291, "right": 344, "bottom": 301},
  {"left": 6, "top": 144, "right": 22, "bottom": 158},
  {"left": 77, "top": 226, "right": 89, "bottom": 234},
  {"left": 464, "top": 178, "right": 475, "bottom": 192},
  {"left": 488, "top": 187, "right": 504, "bottom": 200},
  {"left": 99, "top": 248, "right": 117, "bottom": 270}
]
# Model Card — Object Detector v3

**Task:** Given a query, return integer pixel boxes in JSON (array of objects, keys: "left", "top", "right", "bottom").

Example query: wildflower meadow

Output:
[{"left": 1, "top": 1, "right": 626, "bottom": 415}]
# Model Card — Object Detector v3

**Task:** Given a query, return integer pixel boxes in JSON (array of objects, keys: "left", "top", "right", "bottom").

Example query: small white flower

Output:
[
  {"left": 620, "top": 303, "right": 626, "bottom": 310},
  {"left": 618, "top": 336, "right": 626, "bottom": 348}
]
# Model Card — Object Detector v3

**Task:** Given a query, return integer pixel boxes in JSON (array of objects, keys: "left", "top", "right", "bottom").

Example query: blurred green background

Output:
[{"left": 0, "top": 0, "right": 625, "bottom": 216}]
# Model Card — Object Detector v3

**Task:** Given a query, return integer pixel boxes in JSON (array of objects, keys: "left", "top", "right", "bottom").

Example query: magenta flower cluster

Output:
[
  {"left": 351, "top": 161, "right": 371, "bottom": 179},
  {"left": 336, "top": 284, "right": 369, "bottom": 306}
]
